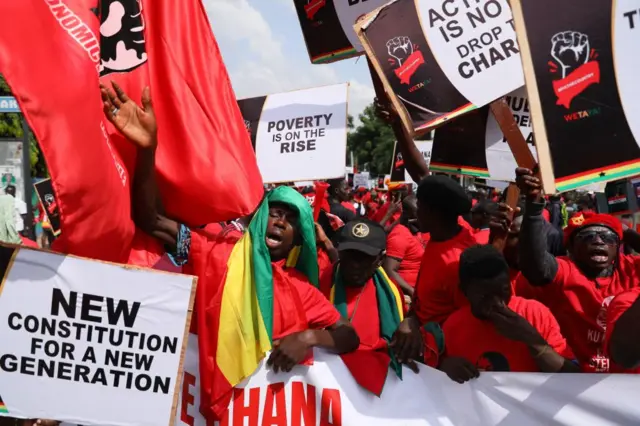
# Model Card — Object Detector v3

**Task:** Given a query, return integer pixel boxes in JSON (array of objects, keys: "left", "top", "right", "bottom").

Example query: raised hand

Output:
[
  {"left": 100, "top": 81, "right": 157, "bottom": 149},
  {"left": 387, "top": 36, "right": 413, "bottom": 66},
  {"left": 515, "top": 168, "right": 542, "bottom": 202},
  {"left": 551, "top": 31, "right": 590, "bottom": 78}
]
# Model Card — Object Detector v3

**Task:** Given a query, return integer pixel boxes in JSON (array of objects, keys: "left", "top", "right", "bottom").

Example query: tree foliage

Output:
[
  {"left": 0, "top": 74, "right": 48, "bottom": 177},
  {"left": 347, "top": 103, "right": 395, "bottom": 176}
]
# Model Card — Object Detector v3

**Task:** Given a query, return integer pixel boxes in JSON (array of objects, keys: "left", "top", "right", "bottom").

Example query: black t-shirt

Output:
[{"left": 329, "top": 201, "right": 356, "bottom": 225}]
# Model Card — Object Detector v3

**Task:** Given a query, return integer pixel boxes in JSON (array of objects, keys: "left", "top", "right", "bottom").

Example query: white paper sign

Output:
[
  {"left": 614, "top": 1, "right": 640, "bottom": 150},
  {"left": 255, "top": 83, "right": 349, "bottom": 183},
  {"left": 335, "top": 0, "right": 389, "bottom": 52},
  {"left": 353, "top": 172, "right": 370, "bottom": 189},
  {"left": 485, "top": 87, "right": 537, "bottom": 181},
  {"left": 407, "top": 141, "right": 433, "bottom": 182},
  {"left": 417, "top": 0, "right": 524, "bottom": 106},
  {"left": 0, "top": 247, "right": 195, "bottom": 426},
  {"left": 173, "top": 335, "right": 640, "bottom": 426}
]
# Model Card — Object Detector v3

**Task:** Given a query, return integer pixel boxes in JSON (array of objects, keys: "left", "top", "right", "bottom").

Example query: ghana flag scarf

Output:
[
  {"left": 331, "top": 266, "right": 405, "bottom": 395},
  {"left": 206, "top": 186, "right": 318, "bottom": 419}
]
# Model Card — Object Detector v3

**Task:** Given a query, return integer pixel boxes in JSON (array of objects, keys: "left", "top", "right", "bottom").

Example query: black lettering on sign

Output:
[{"left": 50, "top": 289, "right": 141, "bottom": 328}]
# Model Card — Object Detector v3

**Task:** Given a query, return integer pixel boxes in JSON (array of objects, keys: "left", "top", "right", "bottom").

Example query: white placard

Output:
[
  {"left": 335, "top": 0, "right": 389, "bottom": 52},
  {"left": 353, "top": 172, "right": 370, "bottom": 189},
  {"left": 255, "top": 83, "right": 348, "bottom": 183},
  {"left": 406, "top": 141, "right": 433, "bottom": 182},
  {"left": 485, "top": 87, "right": 537, "bottom": 181},
  {"left": 172, "top": 335, "right": 640, "bottom": 426},
  {"left": 614, "top": 0, "right": 640, "bottom": 150},
  {"left": 0, "top": 247, "right": 195, "bottom": 426},
  {"left": 417, "top": 0, "right": 524, "bottom": 106}
]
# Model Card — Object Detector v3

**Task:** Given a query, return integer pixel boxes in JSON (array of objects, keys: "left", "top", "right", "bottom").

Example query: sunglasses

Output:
[{"left": 574, "top": 229, "right": 619, "bottom": 245}]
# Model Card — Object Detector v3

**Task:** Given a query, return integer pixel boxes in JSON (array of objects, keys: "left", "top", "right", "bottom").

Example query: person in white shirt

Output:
[{"left": 6, "top": 185, "right": 27, "bottom": 234}]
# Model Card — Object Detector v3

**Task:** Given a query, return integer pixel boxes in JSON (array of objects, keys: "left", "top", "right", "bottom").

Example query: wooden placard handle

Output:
[
  {"left": 490, "top": 98, "right": 537, "bottom": 170},
  {"left": 491, "top": 183, "right": 520, "bottom": 252}
]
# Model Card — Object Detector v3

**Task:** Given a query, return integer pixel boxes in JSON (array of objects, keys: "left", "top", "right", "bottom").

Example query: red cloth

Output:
[
  {"left": 341, "top": 201, "right": 357, "bottom": 213},
  {"left": 386, "top": 224, "right": 425, "bottom": 289},
  {"left": 135, "top": 0, "right": 264, "bottom": 225},
  {"left": 542, "top": 208, "right": 550, "bottom": 222},
  {"left": 473, "top": 228, "right": 490, "bottom": 245},
  {"left": 0, "top": 0, "right": 135, "bottom": 262},
  {"left": 443, "top": 297, "right": 572, "bottom": 372},
  {"left": 511, "top": 270, "right": 547, "bottom": 303},
  {"left": 20, "top": 236, "right": 39, "bottom": 248},
  {"left": 530, "top": 255, "right": 640, "bottom": 372},
  {"left": 605, "top": 287, "right": 640, "bottom": 373},
  {"left": 413, "top": 227, "right": 478, "bottom": 324},
  {"left": 186, "top": 229, "right": 341, "bottom": 419},
  {"left": 563, "top": 212, "right": 623, "bottom": 245}
]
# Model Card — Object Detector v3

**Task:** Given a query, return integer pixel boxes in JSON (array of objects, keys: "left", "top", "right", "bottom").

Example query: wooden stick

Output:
[
  {"left": 490, "top": 98, "right": 536, "bottom": 170},
  {"left": 491, "top": 183, "right": 520, "bottom": 252}
]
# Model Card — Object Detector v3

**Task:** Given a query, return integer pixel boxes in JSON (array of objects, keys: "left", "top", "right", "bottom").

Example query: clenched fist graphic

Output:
[
  {"left": 387, "top": 37, "right": 413, "bottom": 66},
  {"left": 551, "top": 31, "right": 590, "bottom": 78}
]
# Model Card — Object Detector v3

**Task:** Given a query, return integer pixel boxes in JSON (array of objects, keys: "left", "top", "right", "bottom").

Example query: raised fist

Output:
[
  {"left": 387, "top": 36, "right": 413, "bottom": 66},
  {"left": 551, "top": 31, "right": 590, "bottom": 78}
]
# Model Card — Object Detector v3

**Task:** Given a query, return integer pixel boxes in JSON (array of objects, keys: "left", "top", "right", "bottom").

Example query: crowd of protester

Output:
[{"left": 3, "top": 84, "right": 638, "bottom": 426}]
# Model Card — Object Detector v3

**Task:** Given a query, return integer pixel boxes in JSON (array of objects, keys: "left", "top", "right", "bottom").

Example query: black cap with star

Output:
[{"left": 337, "top": 220, "right": 387, "bottom": 256}]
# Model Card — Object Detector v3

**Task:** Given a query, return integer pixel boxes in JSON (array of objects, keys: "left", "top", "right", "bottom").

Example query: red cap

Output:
[{"left": 563, "top": 212, "right": 623, "bottom": 245}]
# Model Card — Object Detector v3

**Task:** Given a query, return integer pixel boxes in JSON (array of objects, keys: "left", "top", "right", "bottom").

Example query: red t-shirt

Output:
[
  {"left": 604, "top": 287, "right": 640, "bottom": 373},
  {"left": 386, "top": 224, "right": 425, "bottom": 289},
  {"left": 530, "top": 255, "right": 640, "bottom": 372},
  {"left": 512, "top": 271, "right": 547, "bottom": 303},
  {"left": 443, "top": 296, "right": 572, "bottom": 372},
  {"left": 344, "top": 281, "right": 386, "bottom": 351},
  {"left": 413, "top": 226, "right": 478, "bottom": 324}
]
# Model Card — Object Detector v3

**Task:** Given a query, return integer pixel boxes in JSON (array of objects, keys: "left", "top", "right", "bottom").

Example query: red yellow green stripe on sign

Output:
[
  {"left": 415, "top": 103, "right": 477, "bottom": 132},
  {"left": 0, "top": 394, "right": 7, "bottom": 413},
  {"left": 555, "top": 159, "right": 640, "bottom": 192},
  {"left": 429, "top": 163, "right": 490, "bottom": 178},
  {"left": 311, "top": 47, "right": 357, "bottom": 64}
]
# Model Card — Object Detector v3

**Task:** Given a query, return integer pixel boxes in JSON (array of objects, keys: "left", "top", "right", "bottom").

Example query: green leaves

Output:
[{"left": 347, "top": 104, "right": 394, "bottom": 176}]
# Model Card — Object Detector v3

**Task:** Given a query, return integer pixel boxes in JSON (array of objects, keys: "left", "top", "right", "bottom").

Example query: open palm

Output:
[{"left": 100, "top": 82, "right": 157, "bottom": 149}]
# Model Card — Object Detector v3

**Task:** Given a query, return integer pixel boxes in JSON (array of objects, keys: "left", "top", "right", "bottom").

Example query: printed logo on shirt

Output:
[
  {"left": 596, "top": 295, "right": 615, "bottom": 329},
  {"left": 94, "top": 0, "right": 148, "bottom": 76},
  {"left": 476, "top": 351, "right": 510, "bottom": 372},
  {"left": 549, "top": 31, "right": 602, "bottom": 122}
]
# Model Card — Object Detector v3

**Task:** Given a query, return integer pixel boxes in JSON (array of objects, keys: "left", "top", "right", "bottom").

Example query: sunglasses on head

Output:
[{"left": 574, "top": 229, "right": 619, "bottom": 245}]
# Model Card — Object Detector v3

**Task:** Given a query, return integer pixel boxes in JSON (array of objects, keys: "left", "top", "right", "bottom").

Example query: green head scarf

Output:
[{"left": 248, "top": 186, "right": 319, "bottom": 339}]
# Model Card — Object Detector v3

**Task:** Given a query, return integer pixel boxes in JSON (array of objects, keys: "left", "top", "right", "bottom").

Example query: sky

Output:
[{"left": 203, "top": 0, "right": 375, "bottom": 124}]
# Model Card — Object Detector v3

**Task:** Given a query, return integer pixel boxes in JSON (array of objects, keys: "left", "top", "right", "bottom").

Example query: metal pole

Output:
[{"left": 21, "top": 118, "right": 34, "bottom": 240}]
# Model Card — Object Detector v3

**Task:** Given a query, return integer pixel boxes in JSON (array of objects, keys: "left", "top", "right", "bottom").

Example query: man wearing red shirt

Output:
[
  {"left": 100, "top": 83, "right": 360, "bottom": 421},
  {"left": 438, "top": 245, "right": 578, "bottom": 382},
  {"left": 469, "top": 200, "right": 497, "bottom": 244},
  {"left": 383, "top": 194, "right": 424, "bottom": 297},
  {"left": 516, "top": 167, "right": 640, "bottom": 373}
]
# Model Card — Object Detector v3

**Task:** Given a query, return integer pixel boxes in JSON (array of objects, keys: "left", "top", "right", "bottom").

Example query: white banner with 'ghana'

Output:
[{"left": 165, "top": 334, "right": 640, "bottom": 426}]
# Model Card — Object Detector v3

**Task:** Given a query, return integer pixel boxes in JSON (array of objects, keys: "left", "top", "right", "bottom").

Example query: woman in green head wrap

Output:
[{"left": 99, "top": 83, "right": 359, "bottom": 419}]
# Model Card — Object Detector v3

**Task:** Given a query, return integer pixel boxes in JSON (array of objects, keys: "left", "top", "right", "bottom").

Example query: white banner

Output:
[
  {"left": 172, "top": 334, "right": 640, "bottom": 426},
  {"left": 0, "top": 247, "right": 196, "bottom": 426},
  {"left": 485, "top": 87, "right": 537, "bottom": 181},
  {"left": 417, "top": 0, "right": 524, "bottom": 107},
  {"left": 255, "top": 83, "right": 349, "bottom": 183}
]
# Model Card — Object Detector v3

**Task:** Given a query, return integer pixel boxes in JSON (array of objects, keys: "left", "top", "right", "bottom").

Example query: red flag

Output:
[
  {"left": 99, "top": 0, "right": 263, "bottom": 226},
  {"left": 0, "top": 0, "right": 135, "bottom": 262}
]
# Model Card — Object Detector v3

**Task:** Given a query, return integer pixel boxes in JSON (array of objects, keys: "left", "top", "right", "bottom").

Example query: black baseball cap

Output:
[{"left": 337, "top": 220, "right": 386, "bottom": 256}]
